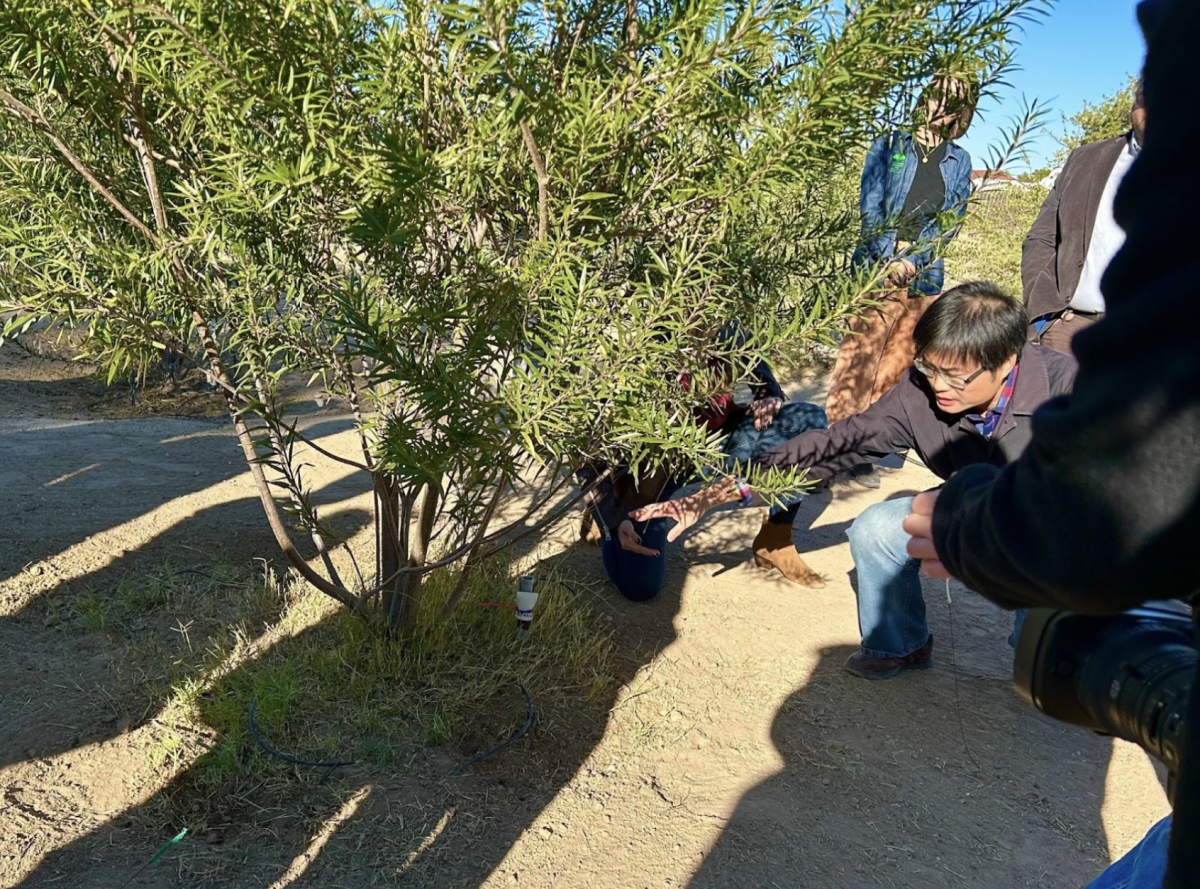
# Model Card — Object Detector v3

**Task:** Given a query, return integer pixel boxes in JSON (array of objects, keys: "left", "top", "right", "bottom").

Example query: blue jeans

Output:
[
  {"left": 847, "top": 496, "right": 1023, "bottom": 658},
  {"left": 602, "top": 516, "right": 673, "bottom": 602},
  {"left": 1084, "top": 816, "right": 1171, "bottom": 889},
  {"left": 847, "top": 497, "right": 928, "bottom": 658},
  {"left": 601, "top": 402, "right": 827, "bottom": 601}
]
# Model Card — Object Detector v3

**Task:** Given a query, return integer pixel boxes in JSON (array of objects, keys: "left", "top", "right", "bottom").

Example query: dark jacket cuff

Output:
[
  {"left": 931, "top": 464, "right": 1013, "bottom": 602},
  {"left": 750, "top": 359, "right": 785, "bottom": 402}
]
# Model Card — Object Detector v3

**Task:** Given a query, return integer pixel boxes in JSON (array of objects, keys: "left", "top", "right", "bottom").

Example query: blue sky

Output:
[{"left": 957, "top": 0, "right": 1145, "bottom": 172}]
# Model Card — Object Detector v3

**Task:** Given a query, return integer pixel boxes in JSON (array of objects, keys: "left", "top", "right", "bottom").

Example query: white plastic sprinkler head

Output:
[{"left": 516, "top": 575, "right": 538, "bottom": 634}]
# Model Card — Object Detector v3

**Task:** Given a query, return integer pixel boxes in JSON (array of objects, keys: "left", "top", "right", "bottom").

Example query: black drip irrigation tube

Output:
[
  {"left": 248, "top": 696, "right": 356, "bottom": 775},
  {"left": 446, "top": 683, "right": 535, "bottom": 778}
]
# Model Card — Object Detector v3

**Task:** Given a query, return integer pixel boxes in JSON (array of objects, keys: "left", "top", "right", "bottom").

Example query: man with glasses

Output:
[{"left": 631, "top": 281, "right": 1077, "bottom": 679}]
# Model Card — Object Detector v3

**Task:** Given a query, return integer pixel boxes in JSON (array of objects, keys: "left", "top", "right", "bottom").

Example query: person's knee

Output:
[
  {"left": 847, "top": 499, "right": 912, "bottom": 554},
  {"left": 615, "top": 575, "right": 663, "bottom": 602},
  {"left": 778, "top": 402, "right": 828, "bottom": 434},
  {"left": 603, "top": 540, "right": 667, "bottom": 602}
]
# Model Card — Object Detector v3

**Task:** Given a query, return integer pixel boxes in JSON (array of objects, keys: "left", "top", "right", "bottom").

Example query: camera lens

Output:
[
  {"left": 1014, "top": 601, "right": 1196, "bottom": 791},
  {"left": 1076, "top": 618, "right": 1194, "bottom": 777}
]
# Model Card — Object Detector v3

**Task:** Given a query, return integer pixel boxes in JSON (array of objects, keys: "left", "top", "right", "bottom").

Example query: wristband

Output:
[{"left": 734, "top": 478, "right": 754, "bottom": 508}]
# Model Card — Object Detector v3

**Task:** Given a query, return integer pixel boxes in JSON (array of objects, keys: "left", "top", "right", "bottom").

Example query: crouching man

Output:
[{"left": 631, "top": 282, "right": 1077, "bottom": 679}]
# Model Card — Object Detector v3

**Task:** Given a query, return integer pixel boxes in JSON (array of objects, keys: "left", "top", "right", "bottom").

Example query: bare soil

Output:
[{"left": 0, "top": 347, "right": 1170, "bottom": 889}]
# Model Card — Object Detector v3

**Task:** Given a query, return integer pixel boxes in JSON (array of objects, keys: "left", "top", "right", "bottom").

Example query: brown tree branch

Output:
[
  {"left": 0, "top": 89, "right": 161, "bottom": 246},
  {"left": 441, "top": 471, "right": 508, "bottom": 617},
  {"left": 253, "top": 377, "right": 348, "bottom": 590},
  {"left": 192, "top": 311, "right": 362, "bottom": 609},
  {"left": 519, "top": 120, "right": 550, "bottom": 242},
  {"left": 410, "top": 480, "right": 441, "bottom": 568}
]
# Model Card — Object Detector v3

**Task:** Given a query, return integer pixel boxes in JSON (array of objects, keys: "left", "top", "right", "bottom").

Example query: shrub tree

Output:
[{"left": 0, "top": 0, "right": 1042, "bottom": 634}]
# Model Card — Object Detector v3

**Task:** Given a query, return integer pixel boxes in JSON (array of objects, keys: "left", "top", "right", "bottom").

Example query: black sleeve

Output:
[
  {"left": 932, "top": 0, "right": 1200, "bottom": 616},
  {"left": 757, "top": 382, "right": 918, "bottom": 480},
  {"left": 749, "top": 358, "right": 785, "bottom": 402}
]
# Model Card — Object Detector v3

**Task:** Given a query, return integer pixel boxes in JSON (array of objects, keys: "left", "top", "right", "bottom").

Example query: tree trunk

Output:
[
  {"left": 375, "top": 473, "right": 407, "bottom": 632},
  {"left": 377, "top": 476, "right": 440, "bottom": 640},
  {"left": 392, "top": 480, "right": 440, "bottom": 636}
]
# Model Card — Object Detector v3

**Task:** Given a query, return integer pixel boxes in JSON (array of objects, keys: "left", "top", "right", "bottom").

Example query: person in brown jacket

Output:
[{"left": 1022, "top": 79, "right": 1147, "bottom": 352}]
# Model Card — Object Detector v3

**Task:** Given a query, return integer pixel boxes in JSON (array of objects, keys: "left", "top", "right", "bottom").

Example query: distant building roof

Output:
[
  {"left": 969, "top": 169, "right": 1027, "bottom": 192},
  {"left": 970, "top": 169, "right": 1016, "bottom": 181}
]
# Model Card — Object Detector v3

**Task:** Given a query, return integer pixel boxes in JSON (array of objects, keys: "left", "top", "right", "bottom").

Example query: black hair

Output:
[{"left": 912, "top": 281, "right": 1027, "bottom": 372}]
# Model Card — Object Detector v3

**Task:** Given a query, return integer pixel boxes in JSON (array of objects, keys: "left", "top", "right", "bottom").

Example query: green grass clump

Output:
[
  {"left": 945, "top": 185, "right": 1048, "bottom": 297},
  {"left": 182, "top": 555, "right": 613, "bottom": 789}
]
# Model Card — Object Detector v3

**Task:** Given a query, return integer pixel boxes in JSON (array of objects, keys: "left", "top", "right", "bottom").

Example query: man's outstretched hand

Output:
[
  {"left": 903, "top": 489, "right": 952, "bottom": 579},
  {"left": 629, "top": 492, "right": 711, "bottom": 543}
]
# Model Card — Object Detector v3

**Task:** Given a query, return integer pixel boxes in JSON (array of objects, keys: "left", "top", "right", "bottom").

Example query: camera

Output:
[{"left": 1013, "top": 600, "right": 1196, "bottom": 798}]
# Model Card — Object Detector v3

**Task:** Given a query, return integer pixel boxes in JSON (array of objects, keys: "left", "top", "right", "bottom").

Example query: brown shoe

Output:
[
  {"left": 751, "top": 514, "right": 825, "bottom": 589},
  {"left": 844, "top": 636, "right": 934, "bottom": 680},
  {"left": 580, "top": 509, "right": 603, "bottom": 546}
]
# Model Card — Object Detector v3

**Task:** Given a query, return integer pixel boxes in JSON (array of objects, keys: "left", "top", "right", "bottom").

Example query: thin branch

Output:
[
  {"left": 129, "top": 85, "right": 170, "bottom": 233},
  {"left": 485, "top": 5, "right": 550, "bottom": 242},
  {"left": 336, "top": 342, "right": 375, "bottom": 471},
  {"left": 290, "top": 426, "right": 373, "bottom": 472},
  {"left": 140, "top": 1, "right": 253, "bottom": 93},
  {"left": 0, "top": 89, "right": 160, "bottom": 246},
  {"left": 519, "top": 121, "right": 550, "bottom": 242},
  {"left": 254, "top": 378, "right": 348, "bottom": 590},
  {"left": 192, "top": 311, "right": 361, "bottom": 609},
  {"left": 441, "top": 471, "right": 508, "bottom": 617},
  {"left": 476, "top": 480, "right": 591, "bottom": 559}
]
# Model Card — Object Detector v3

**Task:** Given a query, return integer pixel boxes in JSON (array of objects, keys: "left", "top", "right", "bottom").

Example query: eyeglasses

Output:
[{"left": 913, "top": 356, "right": 986, "bottom": 391}]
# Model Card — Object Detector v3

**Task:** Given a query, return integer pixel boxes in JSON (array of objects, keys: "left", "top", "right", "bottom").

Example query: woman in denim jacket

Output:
[{"left": 827, "top": 74, "right": 977, "bottom": 488}]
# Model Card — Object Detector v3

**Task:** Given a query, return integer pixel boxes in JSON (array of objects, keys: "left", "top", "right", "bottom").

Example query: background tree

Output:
[
  {"left": 1056, "top": 73, "right": 1138, "bottom": 161},
  {"left": 0, "top": 0, "right": 1045, "bottom": 637}
]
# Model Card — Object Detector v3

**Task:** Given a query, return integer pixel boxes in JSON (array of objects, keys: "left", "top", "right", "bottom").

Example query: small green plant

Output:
[
  {"left": 423, "top": 711, "right": 454, "bottom": 747},
  {"left": 361, "top": 737, "right": 395, "bottom": 766},
  {"left": 72, "top": 588, "right": 111, "bottom": 630}
]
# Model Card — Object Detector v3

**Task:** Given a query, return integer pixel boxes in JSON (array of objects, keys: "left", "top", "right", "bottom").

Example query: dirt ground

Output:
[{"left": 0, "top": 345, "right": 1172, "bottom": 889}]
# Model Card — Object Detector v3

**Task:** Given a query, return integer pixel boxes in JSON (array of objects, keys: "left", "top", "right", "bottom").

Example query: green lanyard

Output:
[{"left": 888, "top": 131, "right": 906, "bottom": 174}]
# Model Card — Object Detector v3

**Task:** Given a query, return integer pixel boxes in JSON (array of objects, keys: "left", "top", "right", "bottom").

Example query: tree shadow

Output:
[
  {"left": 0, "top": 417, "right": 245, "bottom": 586},
  {"left": 0, "top": 414, "right": 369, "bottom": 590},
  {"left": 5, "top": 504, "right": 684, "bottom": 887},
  {"left": 0, "top": 412, "right": 375, "bottom": 769}
]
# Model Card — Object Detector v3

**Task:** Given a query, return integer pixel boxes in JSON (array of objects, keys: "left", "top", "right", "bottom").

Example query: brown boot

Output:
[{"left": 752, "top": 514, "right": 825, "bottom": 589}]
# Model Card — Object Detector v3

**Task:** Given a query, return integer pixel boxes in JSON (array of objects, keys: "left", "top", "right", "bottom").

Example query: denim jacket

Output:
[{"left": 851, "top": 131, "right": 973, "bottom": 296}]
